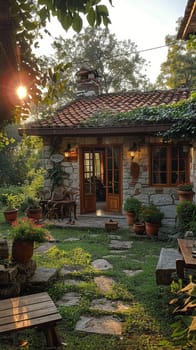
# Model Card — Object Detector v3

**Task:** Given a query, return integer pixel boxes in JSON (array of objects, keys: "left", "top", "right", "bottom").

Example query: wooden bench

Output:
[
  {"left": 0, "top": 292, "right": 62, "bottom": 349},
  {"left": 156, "top": 248, "right": 183, "bottom": 285},
  {"left": 177, "top": 239, "right": 196, "bottom": 279}
]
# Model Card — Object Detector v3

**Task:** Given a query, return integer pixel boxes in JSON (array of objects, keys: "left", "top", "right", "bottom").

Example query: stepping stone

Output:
[
  {"left": 109, "top": 240, "right": 133, "bottom": 250},
  {"left": 60, "top": 265, "right": 84, "bottom": 276},
  {"left": 57, "top": 292, "right": 80, "bottom": 306},
  {"left": 108, "top": 234, "right": 121, "bottom": 240},
  {"left": 91, "top": 259, "right": 113, "bottom": 270},
  {"left": 94, "top": 276, "right": 115, "bottom": 293},
  {"left": 75, "top": 315, "right": 122, "bottom": 335},
  {"left": 28, "top": 267, "right": 58, "bottom": 284},
  {"left": 90, "top": 298, "right": 131, "bottom": 313},
  {"left": 35, "top": 242, "right": 56, "bottom": 253},
  {"left": 123, "top": 269, "right": 143, "bottom": 277},
  {"left": 63, "top": 237, "right": 80, "bottom": 242},
  {"left": 109, "top": 250, "right": 129, "bottom": 254},
  {"left": 102, "top": 255, "right": 126, "bottom": 259}
]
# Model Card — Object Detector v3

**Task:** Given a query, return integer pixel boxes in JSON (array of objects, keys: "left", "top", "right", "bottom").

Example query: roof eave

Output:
[
  {"left": 18, "top": 124, "right": 171, "bottom": 137},
  {"left": 177, "top": 0, "right": 196, "bottom": 39}
]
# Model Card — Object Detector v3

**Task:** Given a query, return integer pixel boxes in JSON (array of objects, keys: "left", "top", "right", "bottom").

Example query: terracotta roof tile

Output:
[{"left": 27, "top": 89, "right": 190, "bottom": 130}]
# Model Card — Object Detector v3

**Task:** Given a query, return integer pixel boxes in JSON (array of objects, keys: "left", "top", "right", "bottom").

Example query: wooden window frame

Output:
[{"left": 149, "top": 143, "right": 190, "bottom": 187}]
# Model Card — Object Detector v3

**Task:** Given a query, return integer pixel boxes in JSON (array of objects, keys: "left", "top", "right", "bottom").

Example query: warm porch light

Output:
[
  {"left": 128, "top": 142, "right": 138, "bottom": 160},
  {"left": 64, "top": 144, "right": 71, "bottom": 159},
  {"left": 130, "top": 151, "right": 135, "bottom": 160},
  {"left": 64, "top": 144, "right": 78, "bottom": 161},
  {"left": 16, "top": 85, "right": 27, "bottom": 100}
]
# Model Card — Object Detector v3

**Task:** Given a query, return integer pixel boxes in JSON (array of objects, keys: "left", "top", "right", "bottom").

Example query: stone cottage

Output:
[{"left": 19, "top": 68, "right": 194, "bottom": 229}]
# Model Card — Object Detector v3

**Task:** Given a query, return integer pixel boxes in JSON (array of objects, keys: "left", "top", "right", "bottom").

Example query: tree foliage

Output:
[
  {"left": 0, "top": 0, "right": 112, "bottom": 128},
  {"left": 38, "top": 0, "right": 112, "bottom": 32},
  {"left": 0, "top": 128, "right": 43, "bottom": 186},
  {"left": 50, "top": 27, "right": 150, "bottom": 96},
  {"left": 156, "top": 34, "right": 196, "bottom": 90}
]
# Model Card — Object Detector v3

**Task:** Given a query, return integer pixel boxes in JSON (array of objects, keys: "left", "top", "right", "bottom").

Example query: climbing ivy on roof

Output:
[{"left": 81, "top": 92, "right": 196, "bottom": 139}]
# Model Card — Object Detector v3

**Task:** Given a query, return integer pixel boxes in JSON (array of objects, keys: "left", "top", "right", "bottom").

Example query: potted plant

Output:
[
  {"left": 11, "top": 218, "right": 48, "bottom": 263},
  {"left": 132, "top": 221, "right": 145, "bottom": 235},
  {"left": 3, "top": 194, "right": 20, "bottom": 224},
  {"left": 22, "top": 196, "right": 42, "bottom": 221},
  {"left": 176, "top": 201, "right": 196, "bottom": 232},
  {"left": 141, "top": 204, "right": 164, "bottom": 236},
  {"left": 177, "top": 183, "right": 195, "bottom": 202},
  {"left": 123, "top": 197, "right": 142, "bottom": 225},
  {"left": 132, "top": 209, "right": 145, "bottom": 235}
]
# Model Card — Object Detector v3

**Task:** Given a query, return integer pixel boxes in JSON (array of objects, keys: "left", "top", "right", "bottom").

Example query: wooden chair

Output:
[
  {"left": 46, "top": 188, "right": 78, "bottom": 220},
  {"left": 38, "top": 190, "right": 52, "bottom": 217}
]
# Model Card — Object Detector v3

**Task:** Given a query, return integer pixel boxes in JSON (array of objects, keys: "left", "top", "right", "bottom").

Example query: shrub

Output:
[
  {"left": 169, "top": 282, "right": 196, "bottom": 344},
  {"left": 2, "top": 193, "right": 24, "bottom": 210},
  {"left": 11, "top": 218, "right": 48, "bottom": 242},
  {"left": 176, "top": 201, "right": 196, "bottom": 231},
  {"left": 141, "top": 204, "right": 164, "bottom": 225},
  {"left": 123, "top": 197, "right": 142, "bottom": 220},
  {"left": 178, "top": 183, "right": 194, "bottom": 192}
]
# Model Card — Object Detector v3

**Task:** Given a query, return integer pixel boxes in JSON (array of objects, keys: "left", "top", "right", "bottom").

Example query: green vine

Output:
[{"left": 81, "top": 92, "right": 196, "bottom": 139}]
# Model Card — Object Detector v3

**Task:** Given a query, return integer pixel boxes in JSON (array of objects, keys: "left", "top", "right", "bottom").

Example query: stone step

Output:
[
  {"left": 25, "top": 267, "right": 59, "bottom": 293},
  {"left": 156, "top": 248, "right": 183, "bottom": 285}
]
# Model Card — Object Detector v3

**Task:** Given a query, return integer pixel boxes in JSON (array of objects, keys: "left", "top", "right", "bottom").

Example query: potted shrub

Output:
[
  {"left": 132, "top": 208, "right": 145, "bottom": 235},
  {"left": 176, "top": 201, "right": 196, "bottom": 232},
  {"left": 22, "top": 196, "right": 42, "bottom": 221},
  {"left": 123, "top": 197, "right": 142, "bottom": 225},
  {"left": 11, "top": 218, "right": 48, "bottom": 263},
  {"left": 141, "top": 204, "right": 164, "bottom": 236},
  {"left": 3, "top": 194, "right": 20, "bottom": 224},
  {"left": 177, "top": 183, "right": 195, "bottom": 202},
  {"left": 132, "top": 221, "right": 145, "bottom": 235}
]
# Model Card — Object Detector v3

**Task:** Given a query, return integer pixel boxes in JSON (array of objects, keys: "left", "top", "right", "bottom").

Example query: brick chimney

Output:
[{"left": 76, "top": 67, "right": 100, "bottom": 97}]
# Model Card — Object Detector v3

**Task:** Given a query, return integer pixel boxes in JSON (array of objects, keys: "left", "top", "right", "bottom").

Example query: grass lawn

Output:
[{"left": 0, "top": 212, "right": 195, "bottom": 350}]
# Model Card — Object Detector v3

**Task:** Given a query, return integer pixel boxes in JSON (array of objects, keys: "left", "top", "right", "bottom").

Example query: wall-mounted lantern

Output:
[
  {"left": 64, "top": 144, "right": 78, "bottom": 161},
  {"left": 128, "top": 142, "right": 138, "bottom": 160}
]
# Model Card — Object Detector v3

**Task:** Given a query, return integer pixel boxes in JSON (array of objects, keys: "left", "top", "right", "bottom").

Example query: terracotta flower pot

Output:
[
  {"left": 27, "top": 207, "right": 42, "bottom": 221},
  {"left": 145, "top": 222, "right": 160, "bottom": 236},
  {"left": 3, "top": 209, "right": 18, "bottom": 224},
  {"left": 126, "top": 211, "right": 136, "bottom": 225},
  {"left": 132, "top": 222, "right": 145, "bottom": 235},
  {"left": 12, "top": 240, "right": 34, "bottom": 263},
  {"left": 177, "top": 190, "right": 195, "bottom": 202}
]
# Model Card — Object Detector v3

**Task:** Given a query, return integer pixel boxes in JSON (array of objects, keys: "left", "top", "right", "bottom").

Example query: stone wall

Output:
[{"left": 41, "top": 136, "right": 196, "bottom": 229}]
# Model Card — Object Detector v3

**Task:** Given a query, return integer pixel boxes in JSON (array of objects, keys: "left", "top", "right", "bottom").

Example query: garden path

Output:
[
  {"left": 35, "top": 230, "right": 144, "bottom": 336},
  {"left": 46, "top": 213, "right": 129, "bottom": 230}
]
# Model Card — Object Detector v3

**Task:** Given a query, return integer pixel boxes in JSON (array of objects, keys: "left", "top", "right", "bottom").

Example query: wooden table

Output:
[
  {"left": 0, "top": 292, "right": 62, "bottom": 348},
  {"left": 177, "top": 239, "right": 196, "bottom": 278},
  {"left": 47, "top": 200, "right": 77, "bottom": 220}
]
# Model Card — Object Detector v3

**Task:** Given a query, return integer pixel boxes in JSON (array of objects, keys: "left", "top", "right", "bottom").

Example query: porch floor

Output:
[{"left": 47, "top": 211, "right": 129, "bottom": 230}]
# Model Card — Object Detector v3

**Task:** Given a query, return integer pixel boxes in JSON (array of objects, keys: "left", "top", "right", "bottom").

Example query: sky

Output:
[{"left": 36, "top": 0, "right": 188, "bottom": 84}]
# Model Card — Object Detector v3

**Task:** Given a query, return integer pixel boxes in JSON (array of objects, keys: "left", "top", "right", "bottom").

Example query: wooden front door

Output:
[
  {"left": 80, "top": 149, "right": 96, "bottom": 213},
  {"left": 105, "top": 146, "right": 122, "bottom": 212},
  {"left": 80, "top": 145, "right": 122, "bottom": 214}
]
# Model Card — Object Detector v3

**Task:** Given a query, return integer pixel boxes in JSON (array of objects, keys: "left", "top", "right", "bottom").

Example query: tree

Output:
[
  {"left": 38, "top": 0, "right": 112, "bottom": 33},
  {"left": 0, "top": 125, "right": 43, "bottom": 185},
  {"left": 156, "top": 34, "right": 196, "bottom": 90},
  {"left": 49, "top": 27, "right": 150, "bottom": 97},
  {"left": 0, "top": 0, "right": 112, "bottom": 128}
]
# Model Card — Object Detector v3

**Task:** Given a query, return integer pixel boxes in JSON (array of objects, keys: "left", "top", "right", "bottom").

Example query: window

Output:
[{"left": 150, "top": 144, "right": 189, "bottom": 186}]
